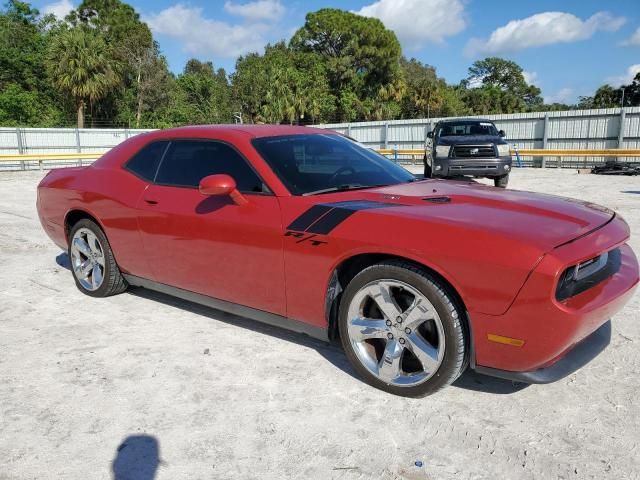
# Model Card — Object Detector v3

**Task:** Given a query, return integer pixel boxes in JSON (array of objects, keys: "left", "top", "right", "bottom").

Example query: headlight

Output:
[
  {"left": 496, "top": 144, "right": 511, "bottom": 156},
  {"left": 435, "top": 145, "right": 450, "bottom": 158}
]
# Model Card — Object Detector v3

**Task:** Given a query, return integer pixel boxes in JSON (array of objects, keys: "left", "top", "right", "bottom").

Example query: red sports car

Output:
[{"left": 37, "top": 125, "right": 639, "bottom": 397}]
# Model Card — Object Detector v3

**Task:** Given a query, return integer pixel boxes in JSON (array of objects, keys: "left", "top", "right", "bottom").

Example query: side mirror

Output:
[
  {"left": 199, "top": 174, "right": 248, "bottom": 206},
  {"left": 427, "top": 131, "right": 434, "bottom": 139},
  {"left": 499, "top": 130, "right": 506, "bottom": 137}
]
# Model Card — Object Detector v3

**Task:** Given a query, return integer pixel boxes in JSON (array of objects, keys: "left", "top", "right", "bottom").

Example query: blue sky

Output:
[{"left": 35, "top": 0, "right": 640, "bottom": 104}]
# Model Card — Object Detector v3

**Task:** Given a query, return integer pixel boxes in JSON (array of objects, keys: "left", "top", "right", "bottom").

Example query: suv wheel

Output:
[
  {"left": 494, "top": 174, "right": 509, "bottom": 188},
  {"left": 339, "top": 261, "right": 467, "bottom": 397}
]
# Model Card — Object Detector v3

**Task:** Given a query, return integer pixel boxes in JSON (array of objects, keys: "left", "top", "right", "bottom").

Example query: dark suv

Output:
[{"left": 425, "top": 118, "right": 512, "bottom": 188}]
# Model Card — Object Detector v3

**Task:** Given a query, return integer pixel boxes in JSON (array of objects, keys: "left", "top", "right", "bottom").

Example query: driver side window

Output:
[{"left": 155, "top": 140, "right": 267, "bottom": 193}]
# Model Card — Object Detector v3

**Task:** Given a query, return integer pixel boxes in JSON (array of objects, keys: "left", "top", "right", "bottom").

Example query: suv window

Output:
[
  {"left": 155, "top": 140, "right": 266, "bottom": 193},
  {"left": 125, "top": 141, "right": 169, "bottom": 181},
  {"left": 436, "top": 122, "right": 498, "bottom": 137}
]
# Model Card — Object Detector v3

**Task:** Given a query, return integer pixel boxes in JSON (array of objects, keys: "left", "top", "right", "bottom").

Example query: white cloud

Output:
[
  {"left": 355, "top": 0, "right": 466, "bottom": 46},
  {"left": 621, "top": 27, "right": 640, "bottom": 46},
  {"left": 146, "top": 4, "right": 274, "bottom": 58},
  {"left": 42, "top": 0, "right": 73, "bottom": 19},
  {"left": 523, "top": 71, "right": 538, "bottom": 86},
  {"left": 545, "top": 88, "right": 574, "bottom": 104},
  {"left": 466, "top": 11, "right": 626, "bottom": 55},
  {"left": 224, "top": 0, "right": 285, "bottom": 21},
  {"left": 606, "top": 64, "right": 640, "bottom": 87}
]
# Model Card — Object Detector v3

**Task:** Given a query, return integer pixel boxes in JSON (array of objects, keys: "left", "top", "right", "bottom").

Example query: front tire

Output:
[
  {"left": 494, "top": 174, "right": 509, "bottom": 188},
  {"left": 339, "top": 261, "right": 467, "bottom": 397},
  {"left": 68, "top": 219, "right": 127, "bottom": 297}
]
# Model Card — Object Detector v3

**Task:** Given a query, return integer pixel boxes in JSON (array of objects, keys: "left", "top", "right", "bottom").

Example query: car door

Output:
[{"left": 135, "top": 139, "right": 287, "bottom": 316}]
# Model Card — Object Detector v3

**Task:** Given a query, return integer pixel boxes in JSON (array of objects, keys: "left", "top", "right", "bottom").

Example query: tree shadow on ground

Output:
[
  {"left": 55, "top": 251, "right": 527, "bottom": 396},
  {"left": 112, "top": 435, "right": 160, "bottom": 480}
]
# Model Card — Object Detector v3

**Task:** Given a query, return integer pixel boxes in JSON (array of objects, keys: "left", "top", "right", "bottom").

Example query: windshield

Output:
[
  {"left": 437, "top": 121, "right": 498, "bottom": 137},
  {"left": 252, "top": 134, "right": 415, "bottom": 195}
]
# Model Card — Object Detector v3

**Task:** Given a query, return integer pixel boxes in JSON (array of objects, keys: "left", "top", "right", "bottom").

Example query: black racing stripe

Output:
[
  {"left": 306, "top": 208, "right": 357, "bottom": 234},
  {"left": 287, "top": 204, "right": 334, "bottom": 231},
  {"left": 306, "top": 200, "right": 400, "bottom": 234}
]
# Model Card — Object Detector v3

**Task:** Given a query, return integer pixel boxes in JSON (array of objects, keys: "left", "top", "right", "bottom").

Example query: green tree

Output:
[
  {"left": 46, "top": 27, "right": 120, "bottom": 127},
  {"left": 464, "top": 57, "right": 543, "bottom": 113},
  {"left": 290, "top": 8, "right": 401, "bottom": 121},
  {"left": 0, "top": 0, "right": 64, "bottom": 125}
]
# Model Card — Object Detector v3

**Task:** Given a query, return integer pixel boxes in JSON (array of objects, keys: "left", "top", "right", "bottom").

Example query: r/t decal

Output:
[{"left": 284, "top": 231, "right": 328, "bottom": 247}]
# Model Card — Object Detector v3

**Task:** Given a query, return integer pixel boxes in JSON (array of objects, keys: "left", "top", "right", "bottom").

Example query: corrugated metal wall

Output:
[
  {"left": 318, "top": 107, "right": 640, "bottom": 167},
  {"left": 0, "top": 107, "right": 638, "bottom": 169}
]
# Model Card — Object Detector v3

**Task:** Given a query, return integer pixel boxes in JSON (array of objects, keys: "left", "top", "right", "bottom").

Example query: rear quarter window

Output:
[{"left": 124, "top": 141, "right": 169, "bottom": 181}]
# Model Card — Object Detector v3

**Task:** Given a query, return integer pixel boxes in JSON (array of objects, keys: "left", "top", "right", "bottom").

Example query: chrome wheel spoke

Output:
[
  {"left": 348, "top": 318, "right": 389, "bottom": 341},
  {"left": 377, "top": 340, "right": 403, "bottom": 382},
  {"left": 72, "top": 238, "right": 92, "bottom": 257},
  {"left": 403, "top": 297, "right": 435, "bottom": 330},
  {"left": 86, "top": 231, "right": 101, "bottom": 255},
  {"left": 365, "top": 282, "right": 401, "bottom": 320},
  {"left": 91, "top": 263, "right": 103, "bottom": 289},
  {"left": 76, "top": 259, "right": 93, "bottom": 278},
  {"left": 94, "top": 252, "right": 105, "bottom": 267},
  {"left": 406, "top": 332, "right": 440, "bottom": 374}
]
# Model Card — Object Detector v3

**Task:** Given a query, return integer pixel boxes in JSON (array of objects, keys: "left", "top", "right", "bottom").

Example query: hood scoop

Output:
[{"left": 423, "top": 196, "right": 451, "bottom": 204}]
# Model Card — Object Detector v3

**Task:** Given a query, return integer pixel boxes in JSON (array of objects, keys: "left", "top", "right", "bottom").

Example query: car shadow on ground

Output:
[
  {"left": 621, "top": 190, "right": 640, "bottom": 194},
  {"left": 56, "top": 252, "right": 527, "bottom": 396},
  {"left": 112, "top": 434, "right": 160, "bottom": 480}
]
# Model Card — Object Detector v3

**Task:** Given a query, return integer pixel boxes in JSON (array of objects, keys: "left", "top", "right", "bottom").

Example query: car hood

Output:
[
  {"left": 353, "top": 180, "right": 614, "bottom": 253},
  {"left": 437, "top": 135, "right": 506, "bottom": 146}
]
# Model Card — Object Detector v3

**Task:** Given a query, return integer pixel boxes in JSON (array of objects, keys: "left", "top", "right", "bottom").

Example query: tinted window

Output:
[
  {"left": 155, "top": 140, "right": 265, "bottom": 193},
  {"left": 125, "top": 141, "right": 168, "bottom": 181},
  {"left": 252, "top": 134, "right": 414, "bottom": 195}
]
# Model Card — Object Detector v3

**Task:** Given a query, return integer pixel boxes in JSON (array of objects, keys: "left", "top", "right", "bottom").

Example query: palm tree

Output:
[{"left": 47, "top": 27, "right": 120, "bottom": 128}]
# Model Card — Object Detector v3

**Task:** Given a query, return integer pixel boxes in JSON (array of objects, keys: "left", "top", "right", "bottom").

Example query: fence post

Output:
[
  {"left": 384, "top": 122, "right": 389, "bottom": 149},
  {"left": 347, "top": 123, "right": 352, "bottom": 138},
  {"left": 617, "top": 108, "right": 626, "bottom": 163},
  {"left": 541, "top": 114, "right": 549, "bottom": 168},
  {"left": 16, "top": 127, "right": 26, "bottom": 171},
  {"left": 75, "top": 128, "right": 82, "bottom": 166}
]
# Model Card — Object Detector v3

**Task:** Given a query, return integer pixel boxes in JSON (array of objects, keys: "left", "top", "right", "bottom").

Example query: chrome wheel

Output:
[
  {"left": 70, "top": 227, "right": 105, "bottom": 291},
  {"left": 346, "top": 279, "right": 445, "bottom": 387}
]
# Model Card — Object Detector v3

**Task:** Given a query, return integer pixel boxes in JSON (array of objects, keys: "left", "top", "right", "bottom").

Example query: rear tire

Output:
[
  {"left": 68, "top": 219, "right": 127, "bottom": 297},
  {"left": 339, "top": 260, "right": 467, "bottom": 397},
  {"left": 494, "top": 174, "right": 509, "bottom": 188}
]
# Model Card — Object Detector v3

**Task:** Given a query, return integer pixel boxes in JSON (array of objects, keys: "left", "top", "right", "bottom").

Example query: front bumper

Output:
[
  {"left": 433, "top": 156, "right": 512, "bottom": 178},
  {"left": 475, "top": 320, "right": 611, "bottom": 383},
  {"left": 470, "top": 216, "right": 639, "bottom": 381}
]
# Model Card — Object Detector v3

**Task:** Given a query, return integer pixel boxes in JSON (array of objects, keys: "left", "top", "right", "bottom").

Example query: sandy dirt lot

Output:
[{"left": 0, "top": 167, "right": 638, "bottom": 480}]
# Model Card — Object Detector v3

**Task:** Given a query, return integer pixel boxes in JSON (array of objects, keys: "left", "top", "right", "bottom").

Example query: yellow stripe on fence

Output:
[{"left": 1, "top": 148, "right": 639, "bottom": 164}]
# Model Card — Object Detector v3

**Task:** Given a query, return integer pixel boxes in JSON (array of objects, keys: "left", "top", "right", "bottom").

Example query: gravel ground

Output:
[{"left": 0, "top": 167, "right": 638, "bottom": 480}]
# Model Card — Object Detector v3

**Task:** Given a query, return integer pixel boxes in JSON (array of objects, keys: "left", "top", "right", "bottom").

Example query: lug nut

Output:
[
  {"left": 387, "top": 333, "right": 394, "bottom": 339},
  {"left": 385, "top": 319, "right": 392, "bottom": 327},
  {"left": 405, "top": 327, "right": 411, "bottom": 334},
  {"left": 396, "top": 316, "right": 403, "bottom": 324},
  {"left": 399, "top": 338, "right": 406, "bottom": 345}
]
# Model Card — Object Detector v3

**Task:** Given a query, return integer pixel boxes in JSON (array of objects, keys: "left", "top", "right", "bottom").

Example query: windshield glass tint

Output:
[
  {"left": 437, "top": 122, "right": 498, "bottom": 137},
  {"left": 252, "top": 134, "right": 414, "bottom": 195}
]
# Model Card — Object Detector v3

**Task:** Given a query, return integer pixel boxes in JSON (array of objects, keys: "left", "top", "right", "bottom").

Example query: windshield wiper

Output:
[{"left": 303, "top": 184, "right": 389, "bottom": 196}]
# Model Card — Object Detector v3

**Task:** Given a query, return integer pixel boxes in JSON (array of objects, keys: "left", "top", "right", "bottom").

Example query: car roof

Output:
[
  {"left": 148, "top": 124, "right": 331, "bottom": 139},
  {"left": 437, "top": 118, "right": 494, "bottom": 124}
]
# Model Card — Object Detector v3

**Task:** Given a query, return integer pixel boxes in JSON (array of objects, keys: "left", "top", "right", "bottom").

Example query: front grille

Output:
[
  {"left": 452, "top": 145, "right": 496, "bottom": 158},
  {"left": 556, "top": 248, "right": 621, "bottom": 301},
  {"left": 449, "top": 165, "right": 498, "bottom": 171}
]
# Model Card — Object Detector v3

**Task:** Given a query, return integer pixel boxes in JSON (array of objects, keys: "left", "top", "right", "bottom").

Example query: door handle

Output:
[{"left": 144, "top": 199, "right": 159, "bottom": 205}]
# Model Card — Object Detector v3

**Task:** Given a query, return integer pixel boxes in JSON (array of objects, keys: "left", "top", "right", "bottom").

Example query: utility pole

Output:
[{"left": 621, "top": 87, "right": 626, "bottom": 108}]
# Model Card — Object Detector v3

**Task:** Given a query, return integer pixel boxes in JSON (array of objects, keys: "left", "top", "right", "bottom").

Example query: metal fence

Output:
[
  {"left": 319, "top": 107, "right": 640, "bottom": 167},
  {"left": 1, "top": 107, "right": 639, "bottom": 170}
]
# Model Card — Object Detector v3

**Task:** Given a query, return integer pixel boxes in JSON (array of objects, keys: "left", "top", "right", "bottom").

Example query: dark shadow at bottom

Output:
[{"left": 112, "top": 435, "right": 160, "bottom": 480}]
